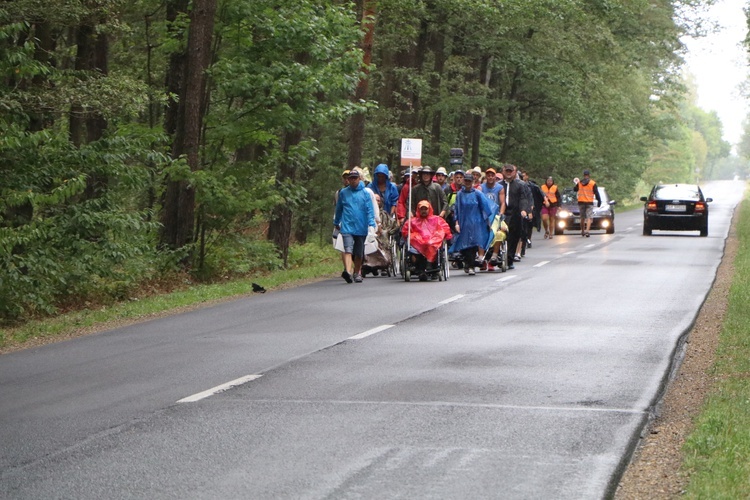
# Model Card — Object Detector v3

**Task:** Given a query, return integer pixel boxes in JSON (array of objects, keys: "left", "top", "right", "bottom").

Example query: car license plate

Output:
[
  {"left": 665, "top": 204, "right": 686, "bottom": 212},
  {"left": 573, "top": 218, "right": 580, "bottom": 224}
]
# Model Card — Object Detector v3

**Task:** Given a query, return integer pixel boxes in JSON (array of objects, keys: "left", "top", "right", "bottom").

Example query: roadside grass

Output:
[
  {"left": 0, "top": 243, "right": 341, "bottom": 351},
  {"left": 682, "top": 196, "right": 750, "bottom": 497}
]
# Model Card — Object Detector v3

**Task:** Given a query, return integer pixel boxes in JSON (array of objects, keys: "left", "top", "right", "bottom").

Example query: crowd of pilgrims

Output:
[{"left": 334, "top": 163, "right": 563, "bottom": 283}]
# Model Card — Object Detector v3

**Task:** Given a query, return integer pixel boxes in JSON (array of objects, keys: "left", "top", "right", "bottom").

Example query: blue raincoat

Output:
[
  {"left": 449, "top": 187, "right": 498, "bottom": 253},
  {"left": 368, "top": 164, "right": 399, "bottom": 214},
  {"left": 334, "top": 180, "right": 376, "bottom": 236}
]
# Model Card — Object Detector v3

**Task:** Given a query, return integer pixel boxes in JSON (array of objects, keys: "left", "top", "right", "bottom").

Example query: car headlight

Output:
[{"left": 559, "top": 210, "right": 570, "bottom": 218}]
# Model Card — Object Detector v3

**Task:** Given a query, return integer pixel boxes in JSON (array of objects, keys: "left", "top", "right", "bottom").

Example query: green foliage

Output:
[
  {"left": 0, "top": 0, "right": 732, "bottom": 325},
  {"left": 0, "top": 198, "right": 160, "bottom": 320},
  {"left": 682, "top": 197, "right": 750, "bottom": 498}
]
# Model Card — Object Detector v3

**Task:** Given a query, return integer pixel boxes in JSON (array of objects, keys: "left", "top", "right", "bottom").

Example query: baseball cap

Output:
[
  {"left": 485, "top": 168, "right": 497, "bottom": 174},
  {"left": 583, "top": 169, "right": 591, "bottom": 175},
  {"left": 454, "top": 169, "right": 465, "bottom": 176},
  {"left": 342, "top": 169, "right": 350, "bottom": 176},
  {"left": 348, "top": 170, "right": 360, "bottom": 178}
]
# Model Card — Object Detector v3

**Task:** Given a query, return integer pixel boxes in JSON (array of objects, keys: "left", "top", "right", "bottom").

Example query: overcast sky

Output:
[{"left": 682, "top": 0, "right": 749, "bottom": 147}]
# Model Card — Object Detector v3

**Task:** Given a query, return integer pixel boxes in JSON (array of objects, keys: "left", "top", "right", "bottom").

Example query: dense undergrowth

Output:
[{"left": 0, "top": 241, "right": 340, "bottom": 350}]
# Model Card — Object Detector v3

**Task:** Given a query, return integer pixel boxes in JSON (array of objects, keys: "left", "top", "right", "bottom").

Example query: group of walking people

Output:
[{"left": 333, "top": 161, "right": 597, "bottom": 283}]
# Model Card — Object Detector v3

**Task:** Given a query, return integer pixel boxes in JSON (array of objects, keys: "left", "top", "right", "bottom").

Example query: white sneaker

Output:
[{"left": 468, "top": 268, "right": 476, "bottom": 276}]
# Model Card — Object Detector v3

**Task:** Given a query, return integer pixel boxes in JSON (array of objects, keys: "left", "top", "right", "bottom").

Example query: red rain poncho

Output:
[{"left": 401, "top": 200, "right": 452, "bottom": 262}]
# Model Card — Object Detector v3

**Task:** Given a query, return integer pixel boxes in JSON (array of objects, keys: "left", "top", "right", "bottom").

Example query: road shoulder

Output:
[{"left": 615, "top": 205, "right": 739, "bottom": 498}]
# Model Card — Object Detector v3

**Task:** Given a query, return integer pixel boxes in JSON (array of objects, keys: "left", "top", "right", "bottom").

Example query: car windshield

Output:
[
  {"left": 560, "top": 187, "right": 609, "bottom": 205},
  {"left": 653, "top": 185, "right": 701, "bottom": 201},
  {"left": 561, "top": 189, "right": 576, "bottom": 205}
]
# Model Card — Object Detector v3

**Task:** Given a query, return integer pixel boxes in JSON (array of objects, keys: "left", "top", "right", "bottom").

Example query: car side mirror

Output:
[
  {"left": 639, "top": 196, "right": 647, "bottom": 202},
  {"left": 705, "top": 198, "right": 713, "bottom": 203}
]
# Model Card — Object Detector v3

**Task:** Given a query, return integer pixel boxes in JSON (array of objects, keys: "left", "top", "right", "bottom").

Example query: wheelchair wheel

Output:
[
  {"left": 390, "top": 238, "right": 401, "bottom": 277},
  {"left": 500, "top": 241, "right": 508, "bottom": 272},
  {"left": 439, "top": 243, "right": 450, "bottom": 281}
]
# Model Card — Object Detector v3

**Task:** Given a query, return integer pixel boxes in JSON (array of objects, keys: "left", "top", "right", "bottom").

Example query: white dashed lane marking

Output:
[
  {"left": 177, "top": 374, "right": 263, "bottom": 403},
  {"left": 348, "top": 324, "right": 394, "bottom": 340},
  {"left": 439, "top": 294, "right": 464, "bottom": 305},
  {"left": 496, "top": 275, "right": 517, "bottom": 282}
]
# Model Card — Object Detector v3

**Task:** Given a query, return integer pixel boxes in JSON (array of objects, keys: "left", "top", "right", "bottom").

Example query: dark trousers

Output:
[
  {"left": 461, "top": 247, "right": 478, "bottom": 268},
  {"left": 506, "top": 214, "right": 523, "bottom": 265}
]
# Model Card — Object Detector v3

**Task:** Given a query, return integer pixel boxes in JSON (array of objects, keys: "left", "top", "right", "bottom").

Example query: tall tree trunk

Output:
[
  {"left": 408, "top": 18, "right": 429, "bottom": 130},
  {"left": 4, "top": 22, "right": 57, "bottom": 227},
  {"left": 470, "top": 55, "right": 493, "bottom": 168},
  {"left": 69, "top": 24, "right": 94, "bottom": 148},
  {"left": 500, "top": 64, "right": 523, "bottom": 162},
  {"left": 499, "top": 30, "right": 532, "bottom": 161},
  {"left": 268, "top": 129, "right": 303, "bottom": 266},
  {"left": 163, "top": 0, "right": 190, "bottom": 139},
  {"left": 29, "top": 21, "right": 55, "bottom": 132},
  {"left": 346, "top": 0, "right": 376, "bottom": 170},
  {"left": 68, "top": 21, "right": 109, "bottom": 200},
  {"left": 160, "top": 0, "right": 217, "bottom": 252},
  {"left": 428, "top": 29, "right": 447, "bottom": 157},
  {"left": 84, "top": 27, "right": 109, "bottom": 199}
]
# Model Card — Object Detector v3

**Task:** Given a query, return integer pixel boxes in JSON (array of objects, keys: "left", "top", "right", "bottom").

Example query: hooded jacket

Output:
[
  {"left": 334, "top": 180, "right": 376, "bottom": 236},
  {"left": 368, "top": 164, "right": 399, "bottom": 214},
  {"left": 449, "top": 186, "right": 498, "bottom": 253},
  {"left": 401, "top": 201, "right": 452, "bottom": 262}
]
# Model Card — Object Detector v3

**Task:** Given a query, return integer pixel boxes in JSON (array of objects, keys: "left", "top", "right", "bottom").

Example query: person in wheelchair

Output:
[{"left": 401, "top": 200, "right": 452, "bottom": 281}]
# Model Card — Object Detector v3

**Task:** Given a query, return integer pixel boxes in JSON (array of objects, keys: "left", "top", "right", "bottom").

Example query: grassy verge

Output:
[
  {"left": 682, "top": 197, "right": 750, "bottom": 497},
  {"left": 0, "top": 244, "right": 341, "bottom": 351}
]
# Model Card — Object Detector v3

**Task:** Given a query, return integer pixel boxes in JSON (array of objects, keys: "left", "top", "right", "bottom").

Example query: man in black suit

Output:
[{"left": 500, "top": 164, "right": 531, "bottom": 270}]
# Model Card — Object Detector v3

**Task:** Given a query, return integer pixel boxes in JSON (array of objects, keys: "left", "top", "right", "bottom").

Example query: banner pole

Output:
[{"left": 407, "top": 161, "right": 413, "bottom": 253}]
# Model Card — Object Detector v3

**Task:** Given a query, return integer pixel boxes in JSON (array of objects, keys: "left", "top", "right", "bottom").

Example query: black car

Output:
[
  {"left": 554, "top": 187, "right": 616, "bottom": 235},
  {"left": 641, "top": 184, "right": 712, "bottom": 236}
]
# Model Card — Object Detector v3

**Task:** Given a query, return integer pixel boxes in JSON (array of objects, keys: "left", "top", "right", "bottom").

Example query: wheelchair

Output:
[
  {"left": 448, "top": 215, "right": 508, "bottom": 273},
  {"left": 401, "top": 240, "right": 450, "bottom": 282}
]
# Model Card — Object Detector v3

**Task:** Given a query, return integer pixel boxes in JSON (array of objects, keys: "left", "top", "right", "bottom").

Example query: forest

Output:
[{"left": 0, "top": 0, "right": 742, "bottom": 322}]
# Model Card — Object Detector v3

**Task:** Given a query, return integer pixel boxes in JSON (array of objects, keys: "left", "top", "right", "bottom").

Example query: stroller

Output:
[
  {"left": 362, "top": 211, "right": 398, "bottom": 276},
  {"left": 362, "top": 213, "right": 398, "bottom": 277}
]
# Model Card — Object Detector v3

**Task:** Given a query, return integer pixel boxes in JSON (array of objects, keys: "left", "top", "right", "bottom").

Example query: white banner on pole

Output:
[{"left": 400, "top": 138, "right": 422, "bottom": 167}]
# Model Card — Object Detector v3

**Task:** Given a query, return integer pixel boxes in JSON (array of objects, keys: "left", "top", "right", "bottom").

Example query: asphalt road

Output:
[{"left": 0, "top": 180, "right": 745, "bottom": 499}]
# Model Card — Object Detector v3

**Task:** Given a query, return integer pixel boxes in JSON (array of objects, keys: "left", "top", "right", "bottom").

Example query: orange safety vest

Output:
[
  {"left": 577, "top": 180, "right": 596, "bottom": 203},
  {"left": 542, "top": 184, "right": 558, "bottom": 204}
]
